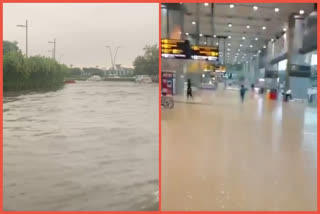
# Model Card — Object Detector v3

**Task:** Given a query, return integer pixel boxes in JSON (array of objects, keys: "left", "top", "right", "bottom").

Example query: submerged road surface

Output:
[{"left": 4, "top": 81, "right": 158, "bottom": 211}]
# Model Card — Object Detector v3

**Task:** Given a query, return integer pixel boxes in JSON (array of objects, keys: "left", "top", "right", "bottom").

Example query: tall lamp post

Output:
[
  {"left": 105, "top": 45, "right": 122, "bottom": 76},
  {"left": 105, "top": 45, "right": 116, "bottom": 76},
  {"left": 113, "top": 46, "right": 121, "bottom": 68},
  {"left": 17, "top": 20, "right": 28, "bottom": 57},
  {"left": 48, "top": 50, "right": 53, "bottom": 58},
  {"left": 59, "top": 54, "right": 64, "bottom": 64},
  {"left": 48, "top": 39, "right": 56, "bottom": 60},
  {"left": 105, "top": 45, "right": 114, "bottom": 69}
]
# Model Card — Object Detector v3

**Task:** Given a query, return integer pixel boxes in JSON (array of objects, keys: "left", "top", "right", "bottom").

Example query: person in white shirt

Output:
[{"left": 285, "top": 89, "right": 292, "bottom": 101}]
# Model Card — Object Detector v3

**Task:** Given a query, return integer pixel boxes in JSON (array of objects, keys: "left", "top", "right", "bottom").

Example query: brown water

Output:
[
  {"left": 162, "top": 89, "right": 317, "bottom": 211},
  {"left": 3, "top": 81, "right": 159, "bottom": 211}
]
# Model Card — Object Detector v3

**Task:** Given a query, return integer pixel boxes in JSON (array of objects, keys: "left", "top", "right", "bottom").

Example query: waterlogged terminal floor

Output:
[{"left": 161, "top": 88, "right": 317, "bottom": 211}]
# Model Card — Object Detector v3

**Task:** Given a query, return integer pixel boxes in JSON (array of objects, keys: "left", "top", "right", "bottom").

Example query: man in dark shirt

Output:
[
  {"left": 240, "top": 85, "right": 246, "bottom": 103},
  {"left": 187, "top": 79, "right": 192, "bottom": 99}
]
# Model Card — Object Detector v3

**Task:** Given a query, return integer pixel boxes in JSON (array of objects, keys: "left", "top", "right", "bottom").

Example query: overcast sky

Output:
[{"left": 4, "top": 3, "right": 158, "bottom": 68}]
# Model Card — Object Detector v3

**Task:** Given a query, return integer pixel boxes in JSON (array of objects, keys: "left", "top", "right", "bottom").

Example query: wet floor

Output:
[
  {"left": 3, "top": 81, "right": 158, "bottom": 211},
  {"left": 161, "top": 88, "right": 317, "bottom": 211}
]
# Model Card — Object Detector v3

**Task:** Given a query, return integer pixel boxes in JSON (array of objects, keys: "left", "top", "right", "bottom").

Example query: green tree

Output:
[
  {"left": 66, "top": 67, "right": 82, "bottom": 77},
  {"left": 133, "top": 56, "right": 147, "bottom": 75},
  {"left": 3, "top": 40, "right": 20, "bottom": 55},
  {"left": 133, "top": 44, "right": 158, "bottom": 76},
  {"left": 3, "top": 40, "right": 68, "bottom": 91},
  {"left": 3, "top": 51, "right": 25, "bottom": 90},
  {"left": 83, "top": 67, "right": 104, "bottom": 77}
]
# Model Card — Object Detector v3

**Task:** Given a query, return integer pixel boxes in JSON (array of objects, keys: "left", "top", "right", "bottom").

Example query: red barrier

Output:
[{"left": 269, "top": 91, "right": 277, "bottom": 100}]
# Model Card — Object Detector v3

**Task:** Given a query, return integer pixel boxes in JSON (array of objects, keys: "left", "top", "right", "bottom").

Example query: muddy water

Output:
[
  {"left": 3, "top": 81, "right": 158, "bottom": 211},
  {"left": 161, "top": 90, "right": 317, "bottom": 211}
]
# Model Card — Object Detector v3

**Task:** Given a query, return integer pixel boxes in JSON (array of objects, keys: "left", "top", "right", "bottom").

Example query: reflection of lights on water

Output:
[
  {"left": 271, "top": 104, "right": 282, "bottom": 153},
  {"left": 304, "top": 107, "right": 317, "bottom": 125},
  {"left": 257, "top": 97, "right": 263, "bottom": 119},
  {"left": 274, "top": 104, "right": 282, "bottom": 122}
]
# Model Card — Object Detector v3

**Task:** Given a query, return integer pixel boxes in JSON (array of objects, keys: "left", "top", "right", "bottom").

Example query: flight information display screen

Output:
[
  {"left": 190, "top": 45, "right": 219, "bottom": 61},
  {"left": 161, "top": 39, "right": 190, "bottom": 59}
]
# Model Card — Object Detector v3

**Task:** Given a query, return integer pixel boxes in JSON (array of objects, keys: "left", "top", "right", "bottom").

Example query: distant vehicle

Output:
[
  {"left": 135, "top": 75, "right": 152, "bottom": 83},
  {"left": 87, "top": 75, "right": 102, "bottom": 81},
  {"left": 64, "top": 80, "right": 76, "bottom": 84}
]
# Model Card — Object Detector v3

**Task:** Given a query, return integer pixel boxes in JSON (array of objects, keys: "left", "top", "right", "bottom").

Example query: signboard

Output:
[
  {"left": 162, "top": 71, "right": 175, "bottom": 95},
  {"left": 204, "top": 64, "right": 215, "bottom": 72},
  {"left": 265, "top": 70, "right": 278, "bottom": 78},
  {"left": 216, "top": 66, "right": 226, "bottom": 73},
  {"left": 289, "top": 64, "right": 311, "bottom": 77},
  {"left": 161, "top": 39, "right": 190, "bottom": 59},
  {"left": 190, "top": 45, "right": 219, "bottom": 61}
]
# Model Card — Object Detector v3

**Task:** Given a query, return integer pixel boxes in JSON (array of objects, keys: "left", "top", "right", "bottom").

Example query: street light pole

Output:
[
  {"left": 113, "top": 46, "right": 121, "bottom": 68},
  {"left": 48, "top": 50, "right": 53, "bottom": 58},
  {"left": 105, "top": 45, "right": 114, "bottom": 69},
  {"left": 59, "top": 54, "right": 64, "bottom": 64},
  {"left": 17, "top": 19, "right": 28, "bottom": 57},
  {"left": 48, "top": 38, "right": 56, "bottom": 60}
]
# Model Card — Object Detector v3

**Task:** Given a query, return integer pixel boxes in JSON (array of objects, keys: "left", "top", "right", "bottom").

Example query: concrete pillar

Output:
[
  {"left": 264, "top": 36, "right": 278, "bottom": 89},
  {"left": 175, "top": 60, "right": 186, "bottom": 95},
  {"left": 162, "top": 4, "right": 184, "bottom": 39},
  {"left": 285, "top": 13, "right": 311, "bottom": 99},
  {"left": 195, "top": 4, "right": 200, "bottom": 45},
  {"left": 249, "top": 59, "right": 255, "bottom": 85},
  {"left": 180, "top": 7, "right": 184, "bottom": 40},
  {"left": 210, "top": 4, "right": 215, "bottom": 46},
  {"left": 162, "top": 4, "right": 186, "bottom": 95},
  {"left": 161, "top": 7, "right": 168, "bottom": 38}
]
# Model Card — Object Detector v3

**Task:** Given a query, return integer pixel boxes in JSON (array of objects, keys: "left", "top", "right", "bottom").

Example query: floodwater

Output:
[
  {"left": 3, "top": 81, "right": 159, "bottom": 211},
  {"left": 162, "top": 89, "right": 317, "bottom": 211}
]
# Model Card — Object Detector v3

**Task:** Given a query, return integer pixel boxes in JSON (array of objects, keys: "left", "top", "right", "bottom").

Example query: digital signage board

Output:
[
  {"left": 190, "top": 45, "right": 219, "bottom": 61},
  {"left": 161, "top": 39, "right": 190, "bottom": 59}
]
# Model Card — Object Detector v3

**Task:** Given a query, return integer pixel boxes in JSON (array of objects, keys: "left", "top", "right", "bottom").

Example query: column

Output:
[
  {"left": 195, "top": 3, "right": 200, "bottom": 45},
  {"left": 285, "top": 13, "right": 311, "bottom": 99}
]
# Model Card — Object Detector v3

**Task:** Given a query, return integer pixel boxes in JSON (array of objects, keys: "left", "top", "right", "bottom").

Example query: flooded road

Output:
[{"left": 4, "top": 81, "right": 159, "bottom": 211}]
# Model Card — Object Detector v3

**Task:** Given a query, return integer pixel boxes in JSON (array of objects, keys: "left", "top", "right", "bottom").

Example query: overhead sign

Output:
[
  {"left": 190, "top": 45, "right": 219, "bottom": 61},
  {"left": 216, "top": 66, "right": 226, "bottom": 72},
  {"left": 161, "top": 39, "right": 190, "bottom": 59},
  {"left": 289, "top": 64, "right": 311, "bottom": 77},
  {"left": 204, "top": 64, "right": 215, "bottom": 72},
  {"left": 265, "top": 70, "right": 279, "bottom": 78}
]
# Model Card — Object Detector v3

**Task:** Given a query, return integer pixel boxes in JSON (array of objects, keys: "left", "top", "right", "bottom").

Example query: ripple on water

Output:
[{"left": 3, "top": 82, "right": 159, "bottom": 211}]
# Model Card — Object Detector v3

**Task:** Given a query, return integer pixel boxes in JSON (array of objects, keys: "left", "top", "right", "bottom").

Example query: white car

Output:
[{"left": 135, "top": 75, "right": 152, "bottom": 83}]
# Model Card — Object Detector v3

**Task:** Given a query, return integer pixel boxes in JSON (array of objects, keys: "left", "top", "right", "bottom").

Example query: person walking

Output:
[
  {"left": 240, "top": 85, "right": 246, "bottom": 103},
  {"left": 187, "top": 79, "right": 193, "bottom": 99},
  {"left": 251, "top": 83, "right": 255, "bottom": 91}
]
